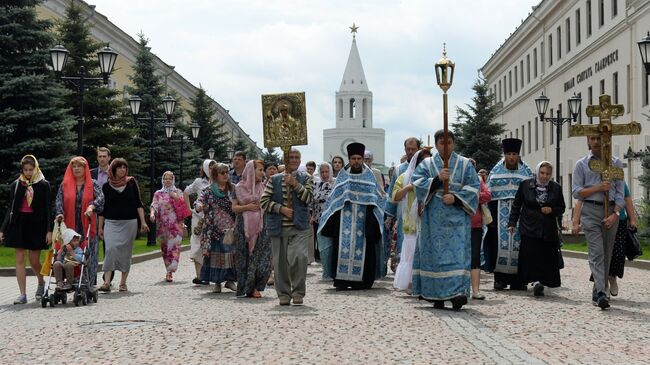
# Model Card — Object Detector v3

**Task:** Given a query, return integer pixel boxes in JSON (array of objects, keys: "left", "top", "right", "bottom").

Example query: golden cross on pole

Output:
[{"left": 569, "top": 94, "right": 641, "bottom": 214}]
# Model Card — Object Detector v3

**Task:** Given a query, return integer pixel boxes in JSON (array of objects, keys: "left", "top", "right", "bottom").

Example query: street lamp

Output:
[
  {"left": 434, "top": 43, "right": 455, "bottom": 193},
  {"left": 129, "top": 93, "right": 176, "bottom": 245},
  {"left": 208, "top": 148, "right": 215, "bottom": 160},
  {"left": 50, "top": 43, "right": 118, "bottom": 156},
  {"left": 534, "top": 92, "right": 582, "bottom": 182},
  {"left": 165, "top": 121, "right": 200, "bottom": 189},
  {"left": 638, "top": 31, "right": 650, "bottom": 75}
]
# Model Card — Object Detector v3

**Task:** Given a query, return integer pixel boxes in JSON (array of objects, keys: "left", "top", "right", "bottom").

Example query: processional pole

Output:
[{"left": 435, "top": 43, "right": 455, "bottom": 194}]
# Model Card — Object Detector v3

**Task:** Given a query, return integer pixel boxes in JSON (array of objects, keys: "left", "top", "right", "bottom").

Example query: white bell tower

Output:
[{"left": 323, "top": 23, "right": 385, "bottom": 165}]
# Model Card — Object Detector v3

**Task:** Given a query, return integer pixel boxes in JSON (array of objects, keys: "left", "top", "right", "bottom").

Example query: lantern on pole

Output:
[{"left": 434, "top": 44, "right": 455, "bottom": 193}]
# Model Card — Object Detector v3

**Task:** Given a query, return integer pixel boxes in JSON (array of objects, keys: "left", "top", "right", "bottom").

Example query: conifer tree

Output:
[
  {"left": 189, "top": 86, "right": 229, "bottom": 164},
  {"left": 0, "top": 0, "right": 75, "bottom": 210},
  {"left": 57, "top": 0, "right": 138, "bottom": 163},
  {"left": 261, "top": 147, "right": 282, "bottom": 165},
  {"left": 232, "top": 135, "right": 249, "bottom": 155},
  {"left": 452, "top": 77, "right": 505, "bottom": 171}
]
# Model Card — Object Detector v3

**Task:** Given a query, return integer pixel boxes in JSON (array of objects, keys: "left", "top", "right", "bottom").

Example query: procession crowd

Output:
[{"left": 0, "top": 130, "right": 637, "bottom": 311}]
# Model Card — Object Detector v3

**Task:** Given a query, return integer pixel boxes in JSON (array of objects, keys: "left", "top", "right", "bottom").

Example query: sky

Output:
[{"left": 92, "top": 0, "right": 539, "bottom": 166}]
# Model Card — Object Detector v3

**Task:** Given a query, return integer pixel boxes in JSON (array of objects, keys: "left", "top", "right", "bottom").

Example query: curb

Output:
[
  {"left": 0, "top": 245, "right": 190, "bottom": 277},
  {"left": 562, "top": 249, "right": 650, "bottom": 270}
]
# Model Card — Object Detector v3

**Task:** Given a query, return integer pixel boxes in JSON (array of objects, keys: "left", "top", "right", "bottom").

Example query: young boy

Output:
[{"left": 53, "top": 228, "right": 84, "bottom": 290}]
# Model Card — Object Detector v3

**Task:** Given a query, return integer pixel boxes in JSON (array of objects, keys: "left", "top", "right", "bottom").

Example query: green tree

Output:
[
  {"left": 246, "top": 143, "right": 260, "bottom": 160},
  {"left": 452, "top": 77, "right": 505, "bottom": 171},
  {"left": 128, "top": 32, "right": 184, "bottom": 200},
  {"left": 261, "top": 147, "right": 281, "bottom": 165},
  {"left": 232, "top": 135, "right": 249, "bottom": 155},
  {"left": 0, "top": 0, "right": 75, "bottom": 212},
  {"left": 189, "top": 86, "right": 229, "bottom": 164},
  {"left": 57, "top": 0, "right": 138, "bottom": 164}
]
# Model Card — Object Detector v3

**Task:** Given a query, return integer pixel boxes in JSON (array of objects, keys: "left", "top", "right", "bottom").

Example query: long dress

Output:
[
  {"left": 392, "top": 173, "right": 418, "bottom": 290},
  {"left": 184, "top": 177, "right": 210, "bottom": 263},
  {"left": 233, "top": 189, "right": 272, "bottom": 297},
  {"left": 411, "top": 152, "right": 479, "bottom": 301},
  {"left": 199, "top": 187, "right": 237, "bottom": 284},
  {"left": 152, "top": 189, "right": 190, "bottom": 273}
]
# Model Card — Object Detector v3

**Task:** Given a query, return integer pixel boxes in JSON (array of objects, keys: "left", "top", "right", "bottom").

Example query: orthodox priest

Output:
[
  {"left": 318, "top": 142, "right": 386, "bottom": 290},
  {"left": 485, "top": 138, "right": 533, "bottom": 290},
  {"left": 411, "top": 130, "right": 479, "bottom": 310}
]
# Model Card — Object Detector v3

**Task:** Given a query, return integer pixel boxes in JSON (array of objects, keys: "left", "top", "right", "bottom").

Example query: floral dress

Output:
[
  {"left": 199, "top": 186, "right": 236, "bottom": 284},
  {"left": 310, "top": 180, "right": 334, "bottom": 225},
  {"left": 152, "top": 188, "right": 191, "bottom": 273},
  {"left": 233, "top": 190, "right": 272, "bottom": 297}
]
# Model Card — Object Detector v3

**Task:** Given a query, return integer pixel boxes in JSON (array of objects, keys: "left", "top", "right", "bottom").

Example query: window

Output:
[
  {"left": 349, "top": 98, "right": 356, "bottom": 118},
  {"left": 504, "top": 76, "right": 508, "bottom": 101},
  {"left": 577, "top": 92, "right": 583, "bottom": 124},
  {"left": 516, "top": 128, "right": 519, "bottom": 139},
  {"left": 510, "top": 131, "right": 513, "bottom": 138},
  {"left": 568, "top": 174, "right": 573, "bottom": 208},
  {"left": 613, "top": 72, "right": 619, "bottom": 104},
  {"left": 549, "top": 35, "right": 553, "bottom": 66},
  {"left": 599, "top": 0, "right": 604, "bottom": 27},
  {"left": 587, "top": 86, "right": 594, "bottom": 124},
  {"left": 526, "top": 120, "right": 533, "bottom": 153},
  {"left": 514, "top": 66, "right": 518, "bottom": 92},
  {"left": 498, "top": 80, "right": 502, "bottom": 102},
  {"left": 526, "top": 54, "right": 531, "bottom": 84},
  {"left": 535, "top": 117, "right": 539, "bottom": 151},
  {"left": 558, "top": 104, "right": 563, "bottom": 142},
  {"left": 587, "top": 0, "right": 592, "bottom": 37},
  {"left": 626, "top": 65, "right": 631, "bottom": 113},
  {"left": 509, "top": 71, "right": 512, "bottom": 98},
  {"left": 641, "top": 69, "right": 648, "bottom": 106},
  {"left": 522, "top": 125, "right": 525, "bottom": 155},
  {"left": 611, "top": 0, "right": 617, "bottom": 18},
  {"left": 533, "top": 48, "right": 538, "bottom": 78},
  {"left": 550, "top": 108, "right": 554, "bottom": 145},
  {"left": 600, "top": 79, "right": 605, "bottom": 95},
  {"left": 542, "top": 117, "right": 546, "bottom": 147},
  {"left": 362, "top": 98, "right": 367, "bottom": 118},
  {"left": 520, "top": 60, "right": 524, "bottom": 88},
  {"left": 566, "top": 18, "right": 571, "bottom": 53},
  {"left": 338, "top": 99, "right": 343, "bottom": 118},
  {"left": 557, "top": 26, "right": 562, "bottom": 59},
  {"left": 576, "top": 9, "right": 581, "bottom": 45}
]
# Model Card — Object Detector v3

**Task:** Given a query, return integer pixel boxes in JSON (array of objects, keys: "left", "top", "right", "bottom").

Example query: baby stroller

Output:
[{"left": 41, "top": 223, "right": 99, "bottom": 307}]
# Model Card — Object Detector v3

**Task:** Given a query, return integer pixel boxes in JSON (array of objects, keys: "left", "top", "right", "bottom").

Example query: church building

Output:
[{"left": 323, "top": 25, "right": 386, "bottom": 166}]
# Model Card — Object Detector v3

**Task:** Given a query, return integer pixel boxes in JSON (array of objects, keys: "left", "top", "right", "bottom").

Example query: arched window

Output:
[
  {"left": 362, "top": 98, "right": 367, "bottom": 118},
  {"left": 338, "top": 99, "right": 343, "bottom": 118},
  {"left": 349, "top": 98, "right": 356, "bottom": 118}
]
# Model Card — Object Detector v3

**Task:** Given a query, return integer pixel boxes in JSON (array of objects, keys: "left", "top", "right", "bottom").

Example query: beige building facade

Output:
[{"left": 482, "top": 0, "right": 650, "bottom": 223}]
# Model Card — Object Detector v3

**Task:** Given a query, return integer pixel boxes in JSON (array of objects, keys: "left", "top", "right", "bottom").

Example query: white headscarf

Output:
[
  {"left": 534, "top": 161, "right": 552, "bottom": 203},
  {"left": 158, "top": 171, "right": 178, "bottom": 194},
  {"left": 318, "top": 162, "right": 334, "bottom": 184},
  {"left": 202, "top": 159, "right": 216, "bottom": 180},
  {"left": 400, "top": 150, "right": 423, "bottom": 225}
]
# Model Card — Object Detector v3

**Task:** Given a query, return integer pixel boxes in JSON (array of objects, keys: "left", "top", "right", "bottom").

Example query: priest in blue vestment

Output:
[
  {"left": 484, "top": 138, "right": 533, "bottom": 290},
  {"left": 318, "top": 142, "right": 386, "bottom": 290},
  {"left": 411, "top": 130, "right": 479, "bottom": 310}
]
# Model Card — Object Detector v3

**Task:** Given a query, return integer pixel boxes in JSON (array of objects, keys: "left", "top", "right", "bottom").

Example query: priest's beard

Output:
[{"left": 350, "top": 165, "right": 363, "bottom": 174}]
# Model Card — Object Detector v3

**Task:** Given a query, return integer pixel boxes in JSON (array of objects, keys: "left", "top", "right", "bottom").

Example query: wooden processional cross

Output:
[{"left": 569, "top": 94, "right": 641, "bottom": 214}]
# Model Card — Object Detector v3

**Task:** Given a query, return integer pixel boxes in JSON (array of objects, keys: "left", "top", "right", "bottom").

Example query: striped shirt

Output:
[{"left": 260, "top": 173, "right": 313, "bottom": 227}]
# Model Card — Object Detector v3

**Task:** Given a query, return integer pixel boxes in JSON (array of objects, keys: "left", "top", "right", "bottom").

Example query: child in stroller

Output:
[{"left": 53, "top": 228, "right": 83, "bottom": 291}]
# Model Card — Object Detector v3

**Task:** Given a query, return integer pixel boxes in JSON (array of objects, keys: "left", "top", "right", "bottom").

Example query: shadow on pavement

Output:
[
  {"left": 153, "top": 280, "right": 189, "bottom": 286},
  {"left": 321, "top": 287, "right": 392, "bottom": 297},
  {"left": 98, "top": 291, "right": 142, "bottom": 299},
  {"left": 268, "top": 304, "right": 318, "bottom": 316}
]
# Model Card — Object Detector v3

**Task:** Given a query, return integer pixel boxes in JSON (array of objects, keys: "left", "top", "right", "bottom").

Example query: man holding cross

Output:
[{"left": 570, "top": 95, "right": 638, "bottom": 310}]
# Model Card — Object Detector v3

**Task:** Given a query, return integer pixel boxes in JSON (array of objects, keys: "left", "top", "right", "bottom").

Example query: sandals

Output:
[
  {"left": 225, "top": 281, "right": 237, "bottom": 292},
  {"left": 165, "top": 272, "right": 173, "bottom": 282},
  {"left": 118, "top": 284, "right": 128, "bottom": 292}
]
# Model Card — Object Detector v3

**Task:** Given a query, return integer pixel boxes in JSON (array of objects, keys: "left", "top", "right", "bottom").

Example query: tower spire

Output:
[{"left": 350, "top": 22, "right": 359, "bottom": 39}]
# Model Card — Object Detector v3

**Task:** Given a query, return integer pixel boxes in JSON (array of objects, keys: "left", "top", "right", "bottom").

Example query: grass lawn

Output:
[
  {"left": 0, "top": 237, "right": 189, "bottom": 268},
  {"left": 563, "top": 240, "right": 650, "bottom": 261}
]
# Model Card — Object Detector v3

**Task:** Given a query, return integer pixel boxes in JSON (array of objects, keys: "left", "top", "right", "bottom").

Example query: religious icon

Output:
[{"left": 261, "top": 92, "right": 307, "bottom": 148}]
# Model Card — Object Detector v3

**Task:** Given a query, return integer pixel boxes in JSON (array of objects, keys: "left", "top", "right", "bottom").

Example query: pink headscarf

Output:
[{"left": 235, "top": 160, "right": 265, "bottom": 253}]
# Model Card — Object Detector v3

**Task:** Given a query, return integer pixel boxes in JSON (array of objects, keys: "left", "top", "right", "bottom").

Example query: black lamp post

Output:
[
  {"left": 165, "top": 121, "right": 200, "bottom": 189},
  {"left": 534, "top": 92, "right": 582, "bottom": 183},
  {"left": 208, "top": 148, "right": 215, "bottom": 160},
  {"left": 50, "top": 43, "right": 118, "bottom": 156},
  {"left": 638, "top": 31, "right": 650, "bottom": 75},
  {"left": 129, "top": 93, "right": 176, "bottom": 246}
]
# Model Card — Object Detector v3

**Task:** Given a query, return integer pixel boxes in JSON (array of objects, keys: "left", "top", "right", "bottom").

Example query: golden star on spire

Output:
[{"left": 350, "top": 22, "right": 359, "bottom": 37}]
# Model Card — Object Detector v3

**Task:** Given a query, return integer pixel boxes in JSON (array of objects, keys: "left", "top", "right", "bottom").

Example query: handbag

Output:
[
  {"left": 222, "top": 228, "right": 235, "bottom": 245},
  {"left": 480, "top": 203, "right": 493, "bottom": 225},
  {"left": 193, "top": 218, "right": 204, "bottom": 236},
  {"left": 625, "top": 227, "right": 642, "bottom": 261}
]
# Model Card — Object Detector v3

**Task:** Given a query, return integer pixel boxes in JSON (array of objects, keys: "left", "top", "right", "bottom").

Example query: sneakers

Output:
[
  {"left": 533, "top": 282, "right": 545, "bottom": 297},
  {"left": 597, "top": 293, "right": 610, "bottom": 310},
  {"left": 35, "top": 283, "right": 45, "bottom": 300},
  {"left": 472, "top": 292, "right": 486, "bottom": 300},
  {"left": 13, "top": 294, "right": 27, "bottom": 305},
  {"left": 493, "top": 281, "right": 507, "bottom": 291},
  {"left": 292, "top": 297, "right": 303, "bottom": 305},
  {"left": 118, "top": 284, "right": 128, "bottom": 292},
  {"left": 225, "top": 281, "right": 237, "bottom": 292}
]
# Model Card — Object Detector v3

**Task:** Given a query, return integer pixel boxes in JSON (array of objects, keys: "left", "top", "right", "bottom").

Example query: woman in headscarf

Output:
[
  {"left": 150, "top": 171, "right": 191, "bottom": 282},
  {"left": 97, "top": 158, "right": 147, "bottom": 292},
  {"left": 55, "top": 156, "right": 104, "bottom": 289},
  {"left": 184, "top": 159, "right": 216, "bottom": 285},
  {"left": 197, "top": 163, "right": 237, "bottom": 293},
  {"left": 0, "top": 155, "right": 52, "bottom": 304},
  {"left": 391, "top": 149, "right": 431, "bottom": 291},
  {"left": 508, "top": 161, "right": 565, "bottom": 297},
  {"left": 310, "top": 162, "right": 335, "bottom": 267},
  {"left": 232, "top": 160, "right": 271, "bottom": 298}
]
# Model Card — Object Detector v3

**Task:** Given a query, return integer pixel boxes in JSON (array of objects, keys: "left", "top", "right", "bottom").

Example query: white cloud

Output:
[{"left": 91, "top": 0, "right": 538, "bottom": 165}]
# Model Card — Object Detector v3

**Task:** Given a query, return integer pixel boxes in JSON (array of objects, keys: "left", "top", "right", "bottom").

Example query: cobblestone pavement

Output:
[{"left": 0, "top": 255, "right": 648, "bottom": 364}]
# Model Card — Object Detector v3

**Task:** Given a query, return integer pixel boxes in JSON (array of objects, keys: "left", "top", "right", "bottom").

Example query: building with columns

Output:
[
  {"left": 482, "top": 0, "right": 650, "bottom": 224},
  {"left": 323, "top": 27, "right": 386, "bottom": 166}
]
